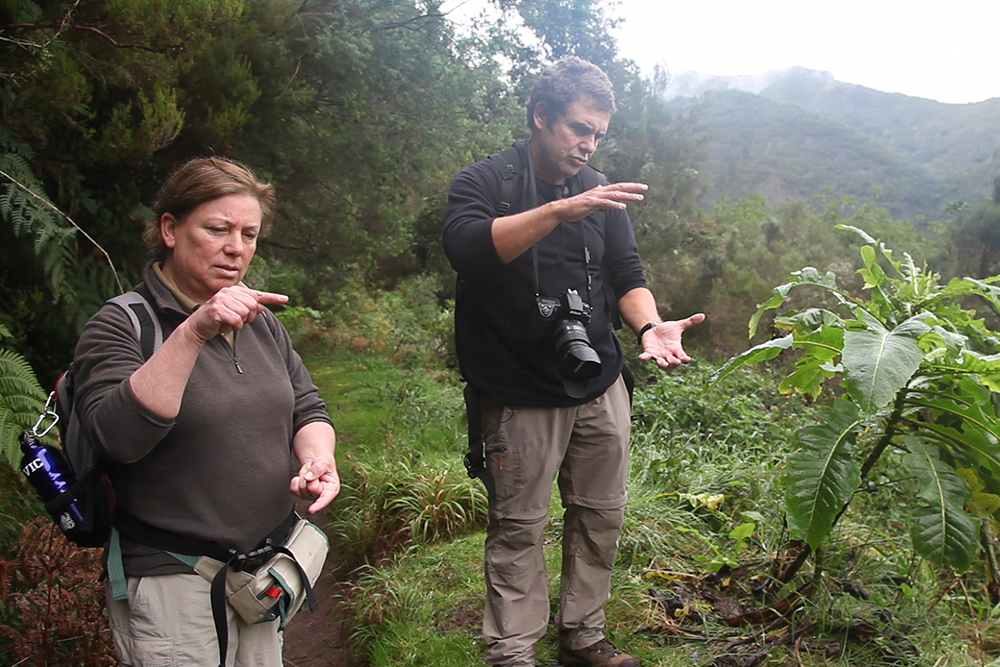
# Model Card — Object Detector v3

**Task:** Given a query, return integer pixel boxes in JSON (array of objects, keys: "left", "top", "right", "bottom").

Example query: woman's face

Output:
[{"left": 160, "top": 193, "right": 263, "bottom": 303}]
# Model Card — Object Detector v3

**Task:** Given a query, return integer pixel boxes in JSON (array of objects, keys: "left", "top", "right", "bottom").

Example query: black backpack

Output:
[{"left": 48, "top": 289, "right": 164, "bottom": 547}]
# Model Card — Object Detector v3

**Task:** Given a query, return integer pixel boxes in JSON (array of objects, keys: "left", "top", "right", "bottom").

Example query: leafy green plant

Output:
[
  {"left": 0, "top": 324, "right": 47, "bottom": 467},
  {"left": 677, "top": 519, "right": 758, "bottom": 573},
  {"left": 330, "top": 458, "right": 487, "bottom": 568},
  {"left": 713, "top": 225, "right": 1000, "bottom": 582},
  {"left": 0, "top": 138, "right": 78, "bottom": 304}
]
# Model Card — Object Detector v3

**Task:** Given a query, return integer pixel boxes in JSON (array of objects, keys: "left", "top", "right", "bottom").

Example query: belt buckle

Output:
[{"left": 234, "top": 544, "right": 274, "bottom": 573}]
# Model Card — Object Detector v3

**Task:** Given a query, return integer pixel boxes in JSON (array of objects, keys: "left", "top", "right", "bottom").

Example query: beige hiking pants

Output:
[
  {"left": 479, "top": 375, "right": 631, "bottom": 666},
  {"left": 106, "top": 573, "right": 282, "bottom": 667}
]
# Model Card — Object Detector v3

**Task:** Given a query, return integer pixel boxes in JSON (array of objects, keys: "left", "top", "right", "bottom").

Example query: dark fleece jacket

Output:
[{"left": 72, "top": 263, "right": 332, "bottom": 575}]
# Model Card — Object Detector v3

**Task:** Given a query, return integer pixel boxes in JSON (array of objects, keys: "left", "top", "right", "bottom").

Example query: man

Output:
[{"left": 443, "top": 57, "right": 705, "bottom": 667}]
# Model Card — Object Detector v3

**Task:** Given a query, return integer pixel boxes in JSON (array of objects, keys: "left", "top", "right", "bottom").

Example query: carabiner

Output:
[{"left": 30, "top": 391, "right": 60, "bottom": 439}]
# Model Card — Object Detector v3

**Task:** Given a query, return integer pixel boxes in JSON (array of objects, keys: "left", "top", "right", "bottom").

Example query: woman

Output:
[{"left": 72, "top": 156, "right": 339, "bottom": 666}]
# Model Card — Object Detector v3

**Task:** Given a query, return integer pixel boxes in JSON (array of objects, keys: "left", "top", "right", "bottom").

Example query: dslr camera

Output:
[{"left": 536, "top": 289, "right": 602, "bottom": 381}]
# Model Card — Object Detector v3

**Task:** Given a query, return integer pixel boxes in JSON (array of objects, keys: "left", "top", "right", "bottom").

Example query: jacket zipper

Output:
[{"left": 228, "top": 330, "right": 243, "bottom": 374}]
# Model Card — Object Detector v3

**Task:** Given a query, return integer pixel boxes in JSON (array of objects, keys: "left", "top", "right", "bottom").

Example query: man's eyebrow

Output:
[{"left": 571, "top": 121, "right": 605, "bottom": 140}]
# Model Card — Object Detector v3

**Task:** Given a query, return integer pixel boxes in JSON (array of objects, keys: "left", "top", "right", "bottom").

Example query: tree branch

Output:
[
  {"left": 0, "top": 20, "right": 182, "bottom": 53},
  {"left": 0, "top": 169, "right": 123, "bottom": 294},
  {"left": 369, "top": 13, "right": 448, "bottom": 32}
]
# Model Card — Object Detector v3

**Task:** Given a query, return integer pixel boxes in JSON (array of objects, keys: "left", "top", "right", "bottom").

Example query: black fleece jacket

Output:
[{"left": 443, "top": 146, "right": 647, "bottom": 406}]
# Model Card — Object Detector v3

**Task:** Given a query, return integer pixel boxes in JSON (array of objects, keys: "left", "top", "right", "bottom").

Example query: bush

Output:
[
  {"left": 330, "top": 457, "right": 487, "bottom": 569},
  {"left": 0, "top": 519, "right": 111, "bottom": 666}
]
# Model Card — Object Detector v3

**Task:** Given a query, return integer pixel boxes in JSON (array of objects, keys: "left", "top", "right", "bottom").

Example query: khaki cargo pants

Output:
[
  {"left": 106, "top": 573, "right": 282, "bottom": 666},
  {"left": 479, "top": 375, "right": 631, "bottom": 666}
]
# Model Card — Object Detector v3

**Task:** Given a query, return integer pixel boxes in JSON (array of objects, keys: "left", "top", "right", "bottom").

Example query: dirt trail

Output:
[{"left": 282, "top": 502, "right": 348, "bottom": 667}]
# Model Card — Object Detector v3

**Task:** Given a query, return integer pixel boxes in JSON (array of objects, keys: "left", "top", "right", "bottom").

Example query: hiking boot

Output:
[{"left": 557, "top": 639, "right": 639, "bottom": 667}]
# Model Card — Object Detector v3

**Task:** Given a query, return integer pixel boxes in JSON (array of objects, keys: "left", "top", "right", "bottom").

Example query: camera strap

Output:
[
  {"left": 528, "top": 182, "right": 593, "bottom": 307},
  {"left": 489, "top": 140, "right": 621, "bottom": 329}
]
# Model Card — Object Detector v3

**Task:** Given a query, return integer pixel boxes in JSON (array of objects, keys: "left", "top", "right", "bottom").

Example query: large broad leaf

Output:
[
  {"left": 748, "top": 269, "right": 842, "bottom": 339},
  {"left": 944, "top": 351, "right": 1000, "bottom": 393},
  {"left": 774, "top": 308, "right": 844, "bottom": 334},
  {"left": 777, "top": 326, "right": 843, "bottom": 398},
  {"left": 708, "top": 335, "right": 792, "bottom": 389},
  {"left": 915, "top": 389, "right": 1000, "bottom": 449},
  {"left": 786, "top": 398, "right": 862, "bottom": 549},
  {"left": 961, "top": 278, "right": 1000, "bottom": 314},
  {"left": 902, "top": 437, "right": 979, "bottom": 571},
  {"left": 919, "top": 421, "right": 1000, "bottom": 479},
  {"left": 843, "top": 314, "right": 930, "bottom": 415},
  {"left": 836, "top": 224, "right": 878, "bottom": 245}
]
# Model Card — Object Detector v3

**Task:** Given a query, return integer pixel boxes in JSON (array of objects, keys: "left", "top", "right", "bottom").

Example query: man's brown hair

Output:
[{"left": 526, "top": 56, "right": 616, "bottom": 131}]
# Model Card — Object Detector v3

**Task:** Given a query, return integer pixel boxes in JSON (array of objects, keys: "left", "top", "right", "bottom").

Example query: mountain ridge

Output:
[{"left": 665, "top": 68, "right": 1000, "bottom": 219}]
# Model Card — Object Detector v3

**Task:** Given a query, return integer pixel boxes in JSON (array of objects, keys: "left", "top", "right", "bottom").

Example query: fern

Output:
[
  {"left": 0, "top": 347, "right": 47, "bottom": 468},
  {"left": 0, "top": 129, "right": 80, "bottom": 305}
]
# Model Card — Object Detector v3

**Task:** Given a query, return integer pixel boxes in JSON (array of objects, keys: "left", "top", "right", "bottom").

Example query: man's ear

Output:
[
  {"left": 531, "top": 101, "right": 547, "bottom": 132},
  {"left": 160, "top": 213, "right": 177, "bottom": 249}
]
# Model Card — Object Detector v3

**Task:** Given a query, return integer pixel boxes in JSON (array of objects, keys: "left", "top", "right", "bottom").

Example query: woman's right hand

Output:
[
  {"left": 130, "top": 286, "right": 289, "bottom": 419},
  {"left": 186, "top": 286, "right": 289, "bottom": 342}
]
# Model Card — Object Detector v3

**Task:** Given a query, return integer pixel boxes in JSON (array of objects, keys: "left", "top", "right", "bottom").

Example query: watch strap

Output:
[{"left": 637, "top": 321, "right": 660, "bottom": 346}]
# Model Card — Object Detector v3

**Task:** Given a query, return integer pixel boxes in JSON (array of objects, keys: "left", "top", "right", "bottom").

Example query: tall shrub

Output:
[{"left": 714, "top": 225, "right": 1000, "bottom": 581}]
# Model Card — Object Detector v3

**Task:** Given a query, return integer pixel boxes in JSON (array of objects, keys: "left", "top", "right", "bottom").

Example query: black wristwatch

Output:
[{"left": 637, "top": 321, "right": 660, "bottom": 346}]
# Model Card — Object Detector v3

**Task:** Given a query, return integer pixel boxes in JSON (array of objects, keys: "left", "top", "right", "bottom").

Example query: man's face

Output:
[{"left": 530, "top": 96, "right": 610, "bottom": 184}]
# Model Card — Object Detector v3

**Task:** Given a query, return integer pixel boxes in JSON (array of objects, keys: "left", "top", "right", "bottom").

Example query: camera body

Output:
[{"left": 536, "top": 289, "right": 602, "bottom": 381}]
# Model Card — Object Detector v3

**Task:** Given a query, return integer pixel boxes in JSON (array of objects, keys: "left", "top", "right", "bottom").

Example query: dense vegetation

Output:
[{"left": 4, "top": 0, "right": 1000, "bottom": 665}]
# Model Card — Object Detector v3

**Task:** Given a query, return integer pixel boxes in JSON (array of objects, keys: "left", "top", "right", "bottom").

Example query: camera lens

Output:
[{"left": 553, "top": 319, "right": 601, "bottom": 380}]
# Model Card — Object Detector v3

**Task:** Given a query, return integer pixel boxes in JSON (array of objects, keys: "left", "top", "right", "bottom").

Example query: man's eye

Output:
[{"left": 243, "top": 233, "right": 258, "bottom": 241}]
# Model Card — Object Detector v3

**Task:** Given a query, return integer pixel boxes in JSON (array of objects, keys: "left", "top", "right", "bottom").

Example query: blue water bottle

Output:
[{"left": 19, "top": 430, "right": 85, "bottom": 534}]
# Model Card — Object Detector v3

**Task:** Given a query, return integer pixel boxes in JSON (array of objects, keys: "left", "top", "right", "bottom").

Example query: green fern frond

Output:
[
  {"left": 1, "top": 146, "right": 81, "bottom": 307},
  {"left": 0, "top": 348, "right": 46, "bottom": 468}
]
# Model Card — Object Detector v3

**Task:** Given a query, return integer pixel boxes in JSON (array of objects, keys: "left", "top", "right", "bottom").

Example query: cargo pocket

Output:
[
  {"left": 485, "top": 440, "right": 522, "bottom": 500},
  {"left": 112, "top": 634, "right": 176, "bottom": 667}
]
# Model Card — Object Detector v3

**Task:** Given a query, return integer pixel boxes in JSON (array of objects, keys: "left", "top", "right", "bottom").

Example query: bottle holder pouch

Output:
[{"left": 194, "top": 517, "right": 329, "bottom": 629}]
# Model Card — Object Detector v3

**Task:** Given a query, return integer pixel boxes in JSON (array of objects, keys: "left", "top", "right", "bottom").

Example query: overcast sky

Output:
[
  {"left": 613, "top": 0, "right": 999, "bottom": 104},
  {"left": 444, "top": 0, "right": 1000, "bottom": 105}
]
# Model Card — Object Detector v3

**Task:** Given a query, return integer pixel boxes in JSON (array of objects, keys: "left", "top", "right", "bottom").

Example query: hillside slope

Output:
[{"left": 668, "top": 69, "right": 1000, "bottom": 218}]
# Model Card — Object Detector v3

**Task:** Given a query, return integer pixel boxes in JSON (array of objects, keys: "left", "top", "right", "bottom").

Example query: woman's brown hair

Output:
[{"left": 142, "top": 157, "right": 276, "bottom": 259}]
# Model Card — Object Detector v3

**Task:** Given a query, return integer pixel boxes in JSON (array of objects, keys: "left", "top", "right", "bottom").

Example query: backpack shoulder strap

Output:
[
  {"left": 107, "top": 287, "right": 164, "bottom": 360},
  {"left": 579, "top": 165, "right": 622, "bottom": 329},
  {"left": 488, "top": 145, "right": 521, "bottom": 217},
  {"left": 580, "top": 164, "right": 609, "bottom": 190}
]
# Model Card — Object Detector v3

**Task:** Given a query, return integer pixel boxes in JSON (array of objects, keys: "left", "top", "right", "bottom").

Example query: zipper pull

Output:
[{"left": 231, "top": 330, "right": 243, "bottom": 374}]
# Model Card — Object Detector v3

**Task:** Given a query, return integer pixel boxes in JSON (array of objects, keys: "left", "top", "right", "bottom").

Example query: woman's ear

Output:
[{"left": 160, "top": 213, "right": 177, "bottom": 249}]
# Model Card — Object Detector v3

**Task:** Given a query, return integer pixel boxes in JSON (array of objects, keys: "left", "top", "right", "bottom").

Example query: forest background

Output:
[
  {"left": 4, "top": 0, "right": 1000, "bottom": 395},
  {"left": 4, "top": 0, "right": 1000, "bottom": 665}
]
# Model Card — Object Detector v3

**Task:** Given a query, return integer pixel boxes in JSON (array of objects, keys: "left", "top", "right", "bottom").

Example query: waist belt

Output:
[
  {"left": 112, "top": 508, "right": 305, "bottom": 667},
  {"left": 114, "top": 507, "right": 297, "bottom": 568}
]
